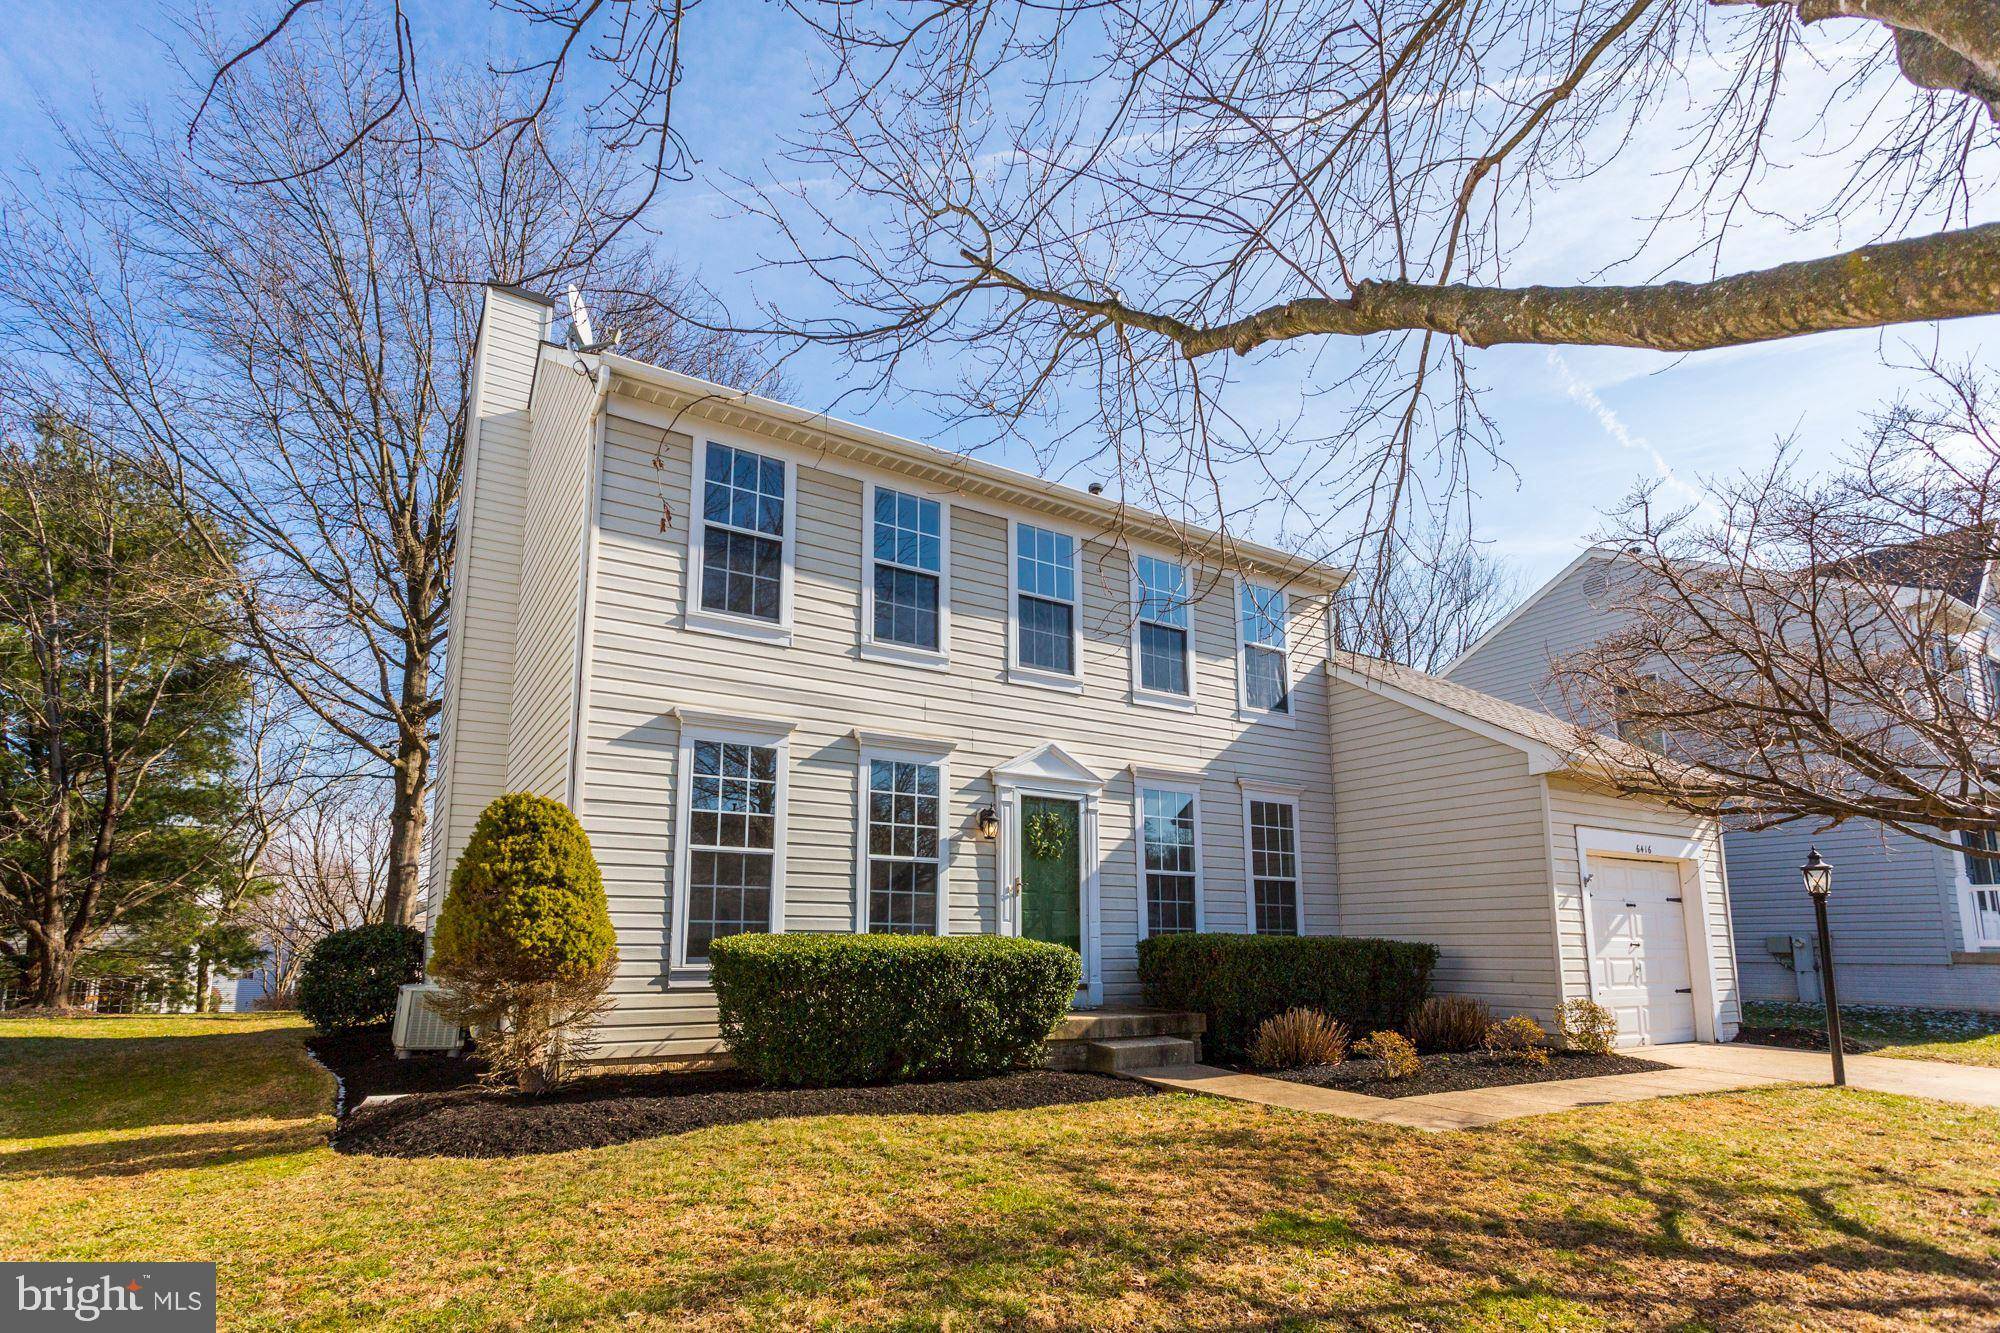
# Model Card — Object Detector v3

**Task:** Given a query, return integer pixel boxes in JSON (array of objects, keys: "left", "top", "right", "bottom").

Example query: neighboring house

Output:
[
  {"left": 1445, "top": 547, "right": 2000, "bottom": 1013},
  {"left": 418, "top": 285, "right": 1739, "bottom": 1062}
]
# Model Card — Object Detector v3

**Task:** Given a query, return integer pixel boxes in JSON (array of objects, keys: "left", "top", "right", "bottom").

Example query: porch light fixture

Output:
[
  {"left": 976, "top": 806, "right": 999, "bottom": 840},
  {"left": 1800, "top": 847, "right": 1846, "bottom": 1087}
]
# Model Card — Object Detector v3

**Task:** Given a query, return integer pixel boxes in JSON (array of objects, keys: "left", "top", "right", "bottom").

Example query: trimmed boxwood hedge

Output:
[
  {"left": 709, "top": 933, "right": 1082, "bottom": 1086},
  {"left": 1137, "top": 933, "right": 1438, "bottom": 1062},
  {"left": 298, "top": 923, "right": 425, "bottom": 1033}
]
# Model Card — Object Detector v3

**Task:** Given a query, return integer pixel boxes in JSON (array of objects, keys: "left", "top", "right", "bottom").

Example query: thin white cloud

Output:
[{"left": 1544, "top": 349, "right": 1720, "bottom": 521}]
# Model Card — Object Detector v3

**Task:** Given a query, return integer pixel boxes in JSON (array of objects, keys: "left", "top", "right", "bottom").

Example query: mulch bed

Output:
[
  {"left": 312, "top": 1027, "right": 1149, "bottom": 1159},
  {"left": 1252, "top": 1049, "right": 1671, "bottom": 1099},
  {"left": 1733, "top": 1025, "right": 1878, "bottom": 1055}
]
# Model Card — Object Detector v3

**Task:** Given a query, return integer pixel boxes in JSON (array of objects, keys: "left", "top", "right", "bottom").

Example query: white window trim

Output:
[
  {"left": 683, "top": 427, "right": 797, "bottom": 646},
  {"left": 1007, "top": 517, "right": 1086, "bottom": 692},
  {"left": 669, "top": 721, "right": 791, "bottom": 975},
  {"left": 1954, "top": 832, "right": 2000, "bottom": 950},
  {"left": 857, "top": 478, "right": 952, "bottom": 669},
  {"left": 1239, "top": 787, "right": 1304, "bottom": 935},
  {"left": 853, "top": 744, "right": 954, "bottom": 936},
  {"left": 1134, "top": 782, "right": 1205, "bottom": 938},
  {"left": 1129, "top": 550, "right": 1199, "bottom": 711},
  {"left": 1233, "top": 575, "right": 1295, "bottom": 728}
]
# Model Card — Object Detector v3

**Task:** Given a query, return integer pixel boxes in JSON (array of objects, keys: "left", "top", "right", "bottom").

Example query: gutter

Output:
[{"left": 565, "top": 360, "right": 613, "bottom": 812}]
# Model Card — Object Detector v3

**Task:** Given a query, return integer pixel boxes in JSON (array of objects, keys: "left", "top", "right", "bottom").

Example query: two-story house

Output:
[
  {"left": 419, "top": 286, "right": 1742, "bottom": 1062},
  {"left": 1446, "top": 546, "right": 2000, "bottom": 1013}
]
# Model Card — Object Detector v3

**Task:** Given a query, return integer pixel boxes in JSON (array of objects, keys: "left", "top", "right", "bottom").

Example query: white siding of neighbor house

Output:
[
  {"left": 1326, "top": 680, "right": 1563, "bottom": 1019},
  {"left": 1725, "top": 820, "right": 1998, "bottom": 1012},
  {"left": 572, "top": 399, "right": 1342, "bottom": 1059},
  {"left": 506, "top": 350, "right": 600, "bottom": 801},
  {"left": 1544, "top": 778, "right": 1741, "bottom": 1035},
  {"left": 1443, "top": 552, "right": 1630, "bottom": 716},
  {"left": 425, "top": 288, "right": 550, "bottom": 917}
]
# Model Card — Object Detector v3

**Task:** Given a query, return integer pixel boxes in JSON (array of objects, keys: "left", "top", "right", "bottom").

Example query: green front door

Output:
[{"left": 1018, "top": 796, "right": 1082, "bottom": 955}]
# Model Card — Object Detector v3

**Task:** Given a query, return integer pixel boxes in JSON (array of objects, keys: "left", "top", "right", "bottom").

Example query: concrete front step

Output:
[
  {"left": 1084, "top": 1035, "right": 1201, "bottom": 1074},
  {"left": 1051, "top": 1008, "right": 1206, "bottom": 1042}
]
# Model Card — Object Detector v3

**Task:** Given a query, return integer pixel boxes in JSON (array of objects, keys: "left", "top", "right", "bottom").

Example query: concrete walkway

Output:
[{"left": 1128, "top": 1041, "right": 2000, "bottom": 1131}]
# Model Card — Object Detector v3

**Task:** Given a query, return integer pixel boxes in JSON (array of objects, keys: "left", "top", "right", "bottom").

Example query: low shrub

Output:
[
  {"left": 429, "top": 793, "right": 618, "bottom": 1091},
  {"left": 1556, "top": 998, "right": 1620, "bottom": 1055},
  {"left": 1484, "top": 1014, "right": 1551, "bottom": 1066},
  {"left": 1137, "top": 933, "right": 1437, "bottom": 1062},
  {"left": 1356, "top": 1029, "right": 1421, "bottom": 1079},
  {"left": 1249, "top": 1008, "right": 1350, "bottom": 1070},
  {"left": 709, "top": 933, "right": 1081, "bottom": 1086},
  {"left": 297, "top": 923, "right": 424, "bottom": 1033},
  {"left": 1406, "top": 994, "right": 1492, "bottom": 1053}
]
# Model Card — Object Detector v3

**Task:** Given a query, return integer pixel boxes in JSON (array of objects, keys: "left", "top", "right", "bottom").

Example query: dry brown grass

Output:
[{"left": 3, "top": 1013, "right": 1999, "bottom": 1329}]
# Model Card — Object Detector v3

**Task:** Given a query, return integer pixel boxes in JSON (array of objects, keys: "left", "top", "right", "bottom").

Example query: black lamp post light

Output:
[{"left": 1801, "top": 847, "right": 1846, "bottom": 1087}]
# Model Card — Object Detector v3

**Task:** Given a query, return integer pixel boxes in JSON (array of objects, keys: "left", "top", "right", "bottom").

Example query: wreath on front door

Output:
[{"left": 1025, "top": 809, "right": 1072, "bottom": 861}]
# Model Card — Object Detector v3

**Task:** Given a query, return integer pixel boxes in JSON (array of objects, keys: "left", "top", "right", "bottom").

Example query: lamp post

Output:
[{"left": 1801, "top": 847, "right": 1845, "bottom": 1087}]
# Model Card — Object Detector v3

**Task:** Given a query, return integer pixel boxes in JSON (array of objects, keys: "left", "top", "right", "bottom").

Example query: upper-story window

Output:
[
  {"left": 691, "top": 440, "right": 791, "bottom": 637},
  {"left": 1014, "top": 522, "right": 1080, "bottom": 681},
  {"left": 1238, "top": 581, "right": 1290, "bottom": 716},
  {"left": 1134, "top": 555, "right": 1194, "bottom": 701},
  {"left": 864, "top": 485, "right": 947, "bottom": 658}
]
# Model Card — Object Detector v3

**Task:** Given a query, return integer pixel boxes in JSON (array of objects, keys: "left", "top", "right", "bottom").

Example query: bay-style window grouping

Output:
[
  {"left": 669, "top": 731, "right": 1305, "bottom": 968},
  {"left": 679, "top": 433, "right": 1306, "bottom": 713}
]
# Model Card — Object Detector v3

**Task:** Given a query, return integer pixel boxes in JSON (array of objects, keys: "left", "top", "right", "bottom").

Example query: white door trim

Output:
[
  {"left": 1574, "top": 825, "right": 1720, "bottom": 1043},
  {"left": 992, "top": 745, "right": 1103, "bottom": 1007}
]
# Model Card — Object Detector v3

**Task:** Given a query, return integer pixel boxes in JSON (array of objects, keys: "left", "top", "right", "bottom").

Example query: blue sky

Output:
[{"left": 3, "top": 1, "right": 1994, "bottom": 593}]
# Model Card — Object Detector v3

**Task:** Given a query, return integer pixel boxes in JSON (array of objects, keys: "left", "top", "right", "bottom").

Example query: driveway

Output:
[{"left": 1646, "top": 1040, "right": 2000, "bottom": 1110}]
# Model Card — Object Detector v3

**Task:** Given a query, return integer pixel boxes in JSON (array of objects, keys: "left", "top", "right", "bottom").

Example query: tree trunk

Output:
[
  {"left": 195, "top": 950, "right": 214, "bottom": 1012},
  {"left": 381, "top": 643, "right": 433, "bottom": 927}
]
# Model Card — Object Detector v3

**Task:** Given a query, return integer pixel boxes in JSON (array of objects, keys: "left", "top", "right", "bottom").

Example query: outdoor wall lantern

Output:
[
  {"left": 976, "top": 807, "right": 999, "bottom": 841},
  {"left": 1800, "top": 847, "right": 1846, "bottom": 1087}
]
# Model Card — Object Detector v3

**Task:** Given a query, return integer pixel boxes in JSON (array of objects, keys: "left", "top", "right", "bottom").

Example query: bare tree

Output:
[
  {"left": 1551, "top": 358, "right": 2000, "bottom": 847},
  {"left": 0, "top": 14, "right": 779, "bottom": 924},
  {"left": 191, "top": 2, "right": 2000, "bottom": 591},
  {"left": 242, "top": 785, "right": 391, "bottom": 1005},
  {"left": 1335, "top": 525, "right": 1518, "bottom": 672}
]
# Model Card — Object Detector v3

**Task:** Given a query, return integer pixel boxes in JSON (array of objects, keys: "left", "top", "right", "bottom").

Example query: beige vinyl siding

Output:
[
  {"left": 1326, "top": 679, "right": 1562, "bottom": 1018},
  {"left": 506, "top": 350, "right": 598, "bottom": 800},
  {"left": 1543, "top": 778, "right": 1740, "bottom": 1031},
  {"left": 425, "top": 288, "right": 548, "bottom": 916},
  {"left": 576, "top": 399, "right": 1340, "bottom": 1059},
  {"left": 1443, "top": 553, "right": 1628, "bottom": 720}
]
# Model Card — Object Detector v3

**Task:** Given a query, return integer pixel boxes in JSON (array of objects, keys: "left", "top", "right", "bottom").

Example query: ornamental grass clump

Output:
[
  {"left": 1484, "top": 1014, "right": 1551, "bottom": 1066},
  {"left": 430, "top": 793, "right": 617, "bottom": 1093},
  {"left": 1406, "top": 994, "right": 1493, "bottom": 1053},
  {"left": 1249, "top": 1008, "right": 1350, "bottom": 1070}
]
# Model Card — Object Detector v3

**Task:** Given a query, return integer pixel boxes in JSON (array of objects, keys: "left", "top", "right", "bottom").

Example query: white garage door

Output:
[{"left": 1586, "top": 854, "right": 1697, "bottom": 1046}]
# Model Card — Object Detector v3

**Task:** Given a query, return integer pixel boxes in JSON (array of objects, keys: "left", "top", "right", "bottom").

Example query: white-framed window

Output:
[
  {"left": 861, "top": 482, "right": 950, "bottom": 664},
  {"left": 684, "top": 436, "right": 794, "bottom": 643},
  {"left": 1136, "top": 784, "right": 1202, "bottom": 936},
  {"left": 1132, "top": 553, "right": 1196, "bottom": 706},
  {"left": 1983, "top": 657, "right": 2000, "bottom": 720},
  {"left": 855, "top": 752, "right": 951, "bottom": 934},
  {"left": 1242, "top": 791, "right": 1301, "bottom": 935},
  {"left": 1237, "top": 579, "right": 1291, "bottom": 720},
  {"left": 1964, "top": 831, "right": 2000, "bottom": 948},
  {"left": 671, "top": 728, "right": 789, "bottom": 968},
  {"left": 1010, "top": 520, "right": 1082, "bottom": 688}
]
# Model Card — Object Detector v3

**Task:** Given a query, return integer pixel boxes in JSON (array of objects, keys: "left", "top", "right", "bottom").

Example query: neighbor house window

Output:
[
  {"left": 1966, "top": 831, "right": 2000, "bottom": 947},
  {"left": 1239, "top": 582, "right": 1290, "bottom": 715},
  {"left": 1246, "top": 796, "right": 1300, "bottom": 935},
  {"left": 677, "top": 737, "right": 784, "bottom": 965},
  {"left": 1014, "top": 522, "right": 1079, "bottom": 678},
  {"left": 1984, "top": 658, "right": 2000, "bottom": 719},
  {"left": 696, "top": 441, "right": 787, "bottom": 625},
  {"left": 1134, "top": 555, "right": 1193, "bottom": 700},
  {"left": 1139, "top": 786, "right": 1200, "bottom": 935},
  {"left": 862, "top": 758, "right": 946, "bottom": 934},
  {"left": 866, "top": 485, "right": 946, "bottom": 655}
]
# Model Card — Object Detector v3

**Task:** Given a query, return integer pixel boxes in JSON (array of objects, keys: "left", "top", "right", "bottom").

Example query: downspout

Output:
[{"left": 565, "top": 361, "right": 614, "bottom": 812}]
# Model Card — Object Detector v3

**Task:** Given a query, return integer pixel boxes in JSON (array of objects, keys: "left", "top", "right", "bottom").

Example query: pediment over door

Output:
[{"left": 991, "top": 742, "right": 1104, "bottom": 792}]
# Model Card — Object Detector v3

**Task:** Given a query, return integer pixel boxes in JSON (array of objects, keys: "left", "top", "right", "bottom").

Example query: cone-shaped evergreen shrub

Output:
[{"left": 430, "top": 793, "right": 616, "bottom": 1090}]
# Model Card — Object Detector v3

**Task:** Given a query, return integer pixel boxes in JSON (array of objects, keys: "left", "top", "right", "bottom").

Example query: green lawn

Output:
[
  {"left": 1742, "top": 1000, "right": 2000, "bottom": 1068},
  {"left": 4, "top": 1015, "right": 2000, "bottom": 1329}
]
